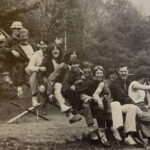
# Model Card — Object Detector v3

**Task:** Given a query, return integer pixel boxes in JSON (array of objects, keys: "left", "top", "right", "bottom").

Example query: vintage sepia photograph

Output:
[{"left": 1, "top": 0, "right": 150, "bottom": 149}]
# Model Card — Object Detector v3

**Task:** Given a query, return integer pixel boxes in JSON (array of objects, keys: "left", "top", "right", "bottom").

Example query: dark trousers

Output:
[
  {"left": 15, "top": 62, "right": 26, "bottom": 86},
  {"left": 62, "top": 88, "right": 82, "bottom": 111},
  {"left": 82, "top": 101, "right": 106, "bottom": 128}
]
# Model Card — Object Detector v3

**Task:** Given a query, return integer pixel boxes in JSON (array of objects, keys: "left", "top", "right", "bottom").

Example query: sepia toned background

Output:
[{"left": 0, "top": 0, "right": 150, "bottom": 149}]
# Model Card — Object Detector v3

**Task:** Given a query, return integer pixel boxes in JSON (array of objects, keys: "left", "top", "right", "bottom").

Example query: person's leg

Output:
[
  {"left": 122, "top": 104, "right": 137, "bottom": 133},
  {"left": 16, "top": 62, "right": 25, "bottom": 98},
  {"left": 111, "top": 101, "right": 123, "bottom": 141},
  {"left": 28, "top": 72, "right": 40, "bottom": 106},
  {"left": 54, "top": 83, "right": 82, "bottom": 124},
  {"left": 122, "top": 104, "right": 138, "bottom": 145},
  {"left": 82, "top": 102, "right": 98, "bottom": 140},
  {"left": 54, "top": 82, "right": 72, "bottom": 112},
  {"left": 111, "top": 101, "right": 123, "bottom": 130},
  {"left": 91, "top": 102, "right": 111, "bottom": 147},
  {"left": 82, "top": 103, "right": 94, "bottom": 127}
]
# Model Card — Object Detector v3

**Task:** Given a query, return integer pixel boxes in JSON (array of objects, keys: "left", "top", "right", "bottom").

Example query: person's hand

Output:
[
  {"left": 70, "top": 85, "right": 75, "bottom": 91},
  {"left": 55, "top": 37, "right": 63, "bottom": 45},
  {"left": 49, "top": 94, "right": 54, "bottom": 101},
  {"left": 98, "top": 100, "right": 104, "bottom": 110},
  {"left": 38, "top": 67, "right": 46, "bottom": 72},
  {"left": 137, "top": 109, "right": 143, "bottom": 118},
  {"left": 93, "top": 98, "right": 98, "bottom": 104},
  {"left": 39, "top": 85, "right": 46, "bottom": 93},
  {"left": 11, "top": 50, "right": 20, "bottom": 57},
  {"left": 59, "top": 62, "right": 67, "bottom": 69}
]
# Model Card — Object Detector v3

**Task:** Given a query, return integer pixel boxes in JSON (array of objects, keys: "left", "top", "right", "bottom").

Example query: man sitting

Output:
[{"left": 110, "top": 64, "right": 143, "bottom": 145}]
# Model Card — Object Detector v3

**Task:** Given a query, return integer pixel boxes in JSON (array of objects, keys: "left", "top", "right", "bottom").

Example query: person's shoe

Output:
[
  {"left": 89, "top": 131, "right": 99, "bottom": 141},
  {"left": 125, "top": 135, "right": 137, "bottom": 145},
  {"left": 61, "top": 104, "right": 72, "bottom": 112},
  {"left": 17, "top": 86, "right": 23, "bottom": 99},
  {"left": 98, "top": 128, "right": 111, "bottom": 147},
  {"left": 111, "top": 127, "right": 122, "bottom": 141},
  {"left": 69, "top": 115, "right": 82, "bottom": 124}
]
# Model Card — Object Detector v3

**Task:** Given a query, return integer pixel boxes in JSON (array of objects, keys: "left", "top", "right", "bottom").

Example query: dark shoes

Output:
[
  {"left": 69, "top": 115, "right": 82, "bottom": 124},
  {"left": 89, "top": 131, "right": 99, "bottom": 141},
  {"left": 98, "top": 128, "right": 111, "bottom": 147}
]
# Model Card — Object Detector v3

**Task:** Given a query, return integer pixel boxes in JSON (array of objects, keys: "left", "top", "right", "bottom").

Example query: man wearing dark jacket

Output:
[
  {"left": 12, "top": 28, "right": 37, "bottom": 98},
  {"left": 110, "top": 64, "right": 143, "bottom": 145}
]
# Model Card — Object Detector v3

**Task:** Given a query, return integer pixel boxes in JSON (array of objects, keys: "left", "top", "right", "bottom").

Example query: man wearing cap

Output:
[
  {"left": 4, "top": 21, "right": 23, "bottom": 66},
  {"left": 3, "top": 21, "right": 23, "bottom": 81},
  {"left": 5, "top": 21, "right": 23, "bottom": 48}
]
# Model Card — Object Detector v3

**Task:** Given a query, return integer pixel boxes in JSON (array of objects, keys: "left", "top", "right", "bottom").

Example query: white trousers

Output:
[
  {"left": 54, "top": 82, "right": 71, "bottom": 112},
  {"left": 111, "top": 102, "right": 139, "bottom": 133}
]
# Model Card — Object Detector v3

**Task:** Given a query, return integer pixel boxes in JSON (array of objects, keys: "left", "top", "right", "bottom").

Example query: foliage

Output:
[
  {"left": 0, "top": 0, "right": 150, "bottom": 71},
  {"left": 80, "top": 0, "right": 150, "bottom": 71}
]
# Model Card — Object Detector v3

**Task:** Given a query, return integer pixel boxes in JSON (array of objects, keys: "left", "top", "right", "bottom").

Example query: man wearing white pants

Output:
[{"left": 110, "top": 64, "right": 143, "bottom": 145}]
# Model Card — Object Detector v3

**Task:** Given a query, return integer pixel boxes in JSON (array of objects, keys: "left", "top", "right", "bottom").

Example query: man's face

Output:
[
  {"left": 95, "top": 69, "right": 104, "bottom": 80},
  {"left": 19, "top": 32, "right": 28, "bottom": 43},
  {"left": 12, "top": 28, "right": 21, "bottom": 37},
  {"left": 83, "top": 67, "right": 92, "bottom": 78},
  {"left": 119, "top": 66, "right": 128, "bottom": 80},
  {"left": 109, "top": 73, "right": 118, "bottom": 81},
  {"left": 71, "top": 63, "right": 79, "bottom": 72}
]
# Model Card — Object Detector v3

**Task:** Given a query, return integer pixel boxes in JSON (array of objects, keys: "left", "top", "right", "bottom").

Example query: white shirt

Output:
[
  {"left": 128, "top": 81, "right": 146, "bottom": 103},
  {"left": 21, "top": 44, "right": 34, "bottom": 60}
]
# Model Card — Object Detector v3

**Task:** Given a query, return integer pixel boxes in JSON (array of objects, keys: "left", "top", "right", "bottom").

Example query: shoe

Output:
[
  {"left": 125, "top": 135, "right": 137, "bottom": 145},
  {"left": 89, "top": 131, "right": 99, "bottom": 141},
  {"left": 17, "top": 86, "right": 23, "bottom": 99},
  {"left": 61, "top": 104, "right": 72, "bottom": 112},
  {"left": 98, "top": 128, "right": 111, "bottom": 147},
  {"left": 69, "top": 115, "right": 82, "bottom": 124},
  {"left": 111, "top": 127, "right": 122, "bottom": 141}
]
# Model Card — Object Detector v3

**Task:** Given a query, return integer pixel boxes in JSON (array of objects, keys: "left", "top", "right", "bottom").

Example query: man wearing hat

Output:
[
  {"left": 2, "top": 21, "right": 23, "bottom": 84},
  {"left": 5, "top": 21, "right": 23, "bottom": 48},
  {"left": 4, "top": 21, "right": 23, "bottom": 65}
]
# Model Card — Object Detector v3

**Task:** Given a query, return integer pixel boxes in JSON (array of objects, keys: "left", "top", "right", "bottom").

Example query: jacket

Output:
[{"left": 110, "top": 77, "right": 134, "bottom": 105}]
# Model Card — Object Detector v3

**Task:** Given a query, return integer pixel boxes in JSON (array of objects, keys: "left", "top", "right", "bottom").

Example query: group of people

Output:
[{"left": 1, "top": 21, "right": 150, "bottom": 148}]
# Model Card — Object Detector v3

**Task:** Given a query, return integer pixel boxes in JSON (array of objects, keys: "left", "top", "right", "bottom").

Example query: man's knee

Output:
[{"left": 111, "top": 101, "right": 121, "bottom": 108}]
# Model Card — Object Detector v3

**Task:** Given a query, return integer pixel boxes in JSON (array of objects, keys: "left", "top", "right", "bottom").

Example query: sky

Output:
[{"left": 129, "top": 0, "right": 150, "bottom": 16}]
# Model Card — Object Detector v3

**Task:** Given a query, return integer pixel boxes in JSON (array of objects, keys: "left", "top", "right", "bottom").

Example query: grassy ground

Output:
[{"left": 0, "top": 84, "right": 149, "bottom": 150}]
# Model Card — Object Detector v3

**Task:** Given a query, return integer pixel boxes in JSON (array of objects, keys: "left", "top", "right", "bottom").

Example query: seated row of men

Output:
[{"left": 1, "top": 21, "right": 150, "bottom": 148}]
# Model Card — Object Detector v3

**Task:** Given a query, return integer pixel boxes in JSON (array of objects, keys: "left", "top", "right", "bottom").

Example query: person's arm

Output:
[
  {"left": 133, "top": 82, "right": 150, "bottom": 90},
  {"left": 93, "top": 82, "right": 104, "bottom": 108},
  {"left": 25, "top": 54, "right": 39, "bottom": 74}
]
